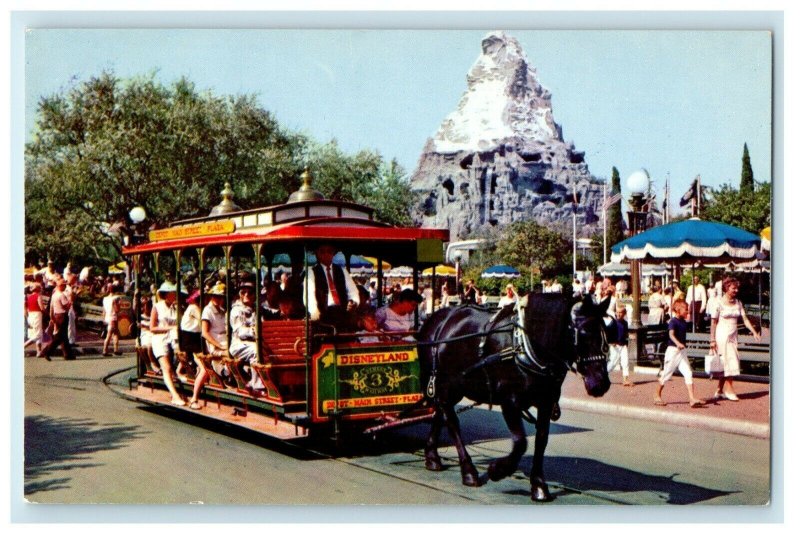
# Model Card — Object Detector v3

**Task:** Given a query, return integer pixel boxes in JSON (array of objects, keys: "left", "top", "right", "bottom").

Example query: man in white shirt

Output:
[
  {"left": 685, "top": 276, "right": 707, "bottom": 331},
  {"left": 40, "top": 276, "right": 74, "bottom": 360},
  {"left": 304, "top": 243, "right": 360, "bottom": 330},
  {"left": 279, "top": 272, "right": 290, "bottom": 292},
  {"left": 375, "top": 289, "right": 422, "bottom": 341}
]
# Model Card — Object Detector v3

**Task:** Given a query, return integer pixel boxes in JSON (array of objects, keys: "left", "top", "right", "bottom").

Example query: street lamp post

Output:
[{"left": 626, "top": 170, "right": 650, "bottom": 365}]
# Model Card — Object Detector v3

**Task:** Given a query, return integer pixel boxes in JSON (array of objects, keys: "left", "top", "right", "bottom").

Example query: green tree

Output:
[
  {"left": 25, "top": 72, "right": 302, "bottom": 264},
  {"left": 607, "top": 166, "right": 625, "bottom": 260},
  {"left": 25, "top": 72, "right": 417, "bottom": 266},
  {"left": 702, "top": 181, "right": 771, "bottom": 234},
  {"left": 305, "top": 141, "right": 415, "bottom": 226},
  {"left": 740, "top": 143, "right": 755, "bottom": 192},
  {"left": 494, "top": 221, "right": 571, "bottom": 278}
]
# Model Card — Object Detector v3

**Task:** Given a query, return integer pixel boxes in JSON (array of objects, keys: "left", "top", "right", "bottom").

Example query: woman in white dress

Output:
[
  {"left": 709, "top": 277, "right": 761, "bottom": 401},
  {"left": 150, "top": 281, "right": 185, "bottom": 405},
  {"left": 646, "top": 284, "right": 666, "bottom": 325}
]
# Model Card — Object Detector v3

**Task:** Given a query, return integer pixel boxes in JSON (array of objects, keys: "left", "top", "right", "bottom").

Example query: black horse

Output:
[{"left": 417, "top": 293, "right": 612, "bottom": 502}]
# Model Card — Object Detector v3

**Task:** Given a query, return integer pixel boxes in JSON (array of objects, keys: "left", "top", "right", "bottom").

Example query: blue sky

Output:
[{"left": 25, "top": 28, "right": 772, "bottom": 211}]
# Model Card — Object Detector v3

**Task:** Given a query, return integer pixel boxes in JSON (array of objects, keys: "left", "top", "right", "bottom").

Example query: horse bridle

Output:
[{"left": 511, "top": 297, "right": 608, "bottom": 377}]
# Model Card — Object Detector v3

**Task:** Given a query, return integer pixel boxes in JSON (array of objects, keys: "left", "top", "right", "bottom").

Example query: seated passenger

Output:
[
  {"left": 229, "top": 280, "right": 266, "bottom": 394},
  {"left": 138, "top": 295, "right": 159, "bottom": 374},
  {"left": 189, "top": 282, "right": 228, "bottom": 409},
  {"left": 356, "top": 307, "right": 383, "bottom": 343},
  {"left": 261, "top": 281, "right": 282, "bottom": 320},
  {"left": 177, "top": 289, "right": 202, "bottom": 381},
  {"left": 375, "top": 288, "right": 422, "bottom": 341},
  {"left": 150, "top": 281, "right": 185, "bottom": 406},
  {"left": 303, "top": 243, "right": 361, "bottom": 330}
]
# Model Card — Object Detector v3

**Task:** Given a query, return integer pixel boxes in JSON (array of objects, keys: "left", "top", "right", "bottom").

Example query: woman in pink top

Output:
[{"left": 24, "top": 283, "right": 45, "bottom": 357}]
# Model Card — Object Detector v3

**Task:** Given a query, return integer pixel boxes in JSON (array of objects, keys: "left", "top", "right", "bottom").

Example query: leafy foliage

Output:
[
  {"left": 702, "top": 181, "right": 771, "bottom": 234},
  {"left": 305, "top": 141, "right": 415, "bottom": 226},
  {"left": 493, "top": 221, "right": 571, "bottom": 278},
  {"left": 25, "top": 71, "right": 415, "bottom": 266}
]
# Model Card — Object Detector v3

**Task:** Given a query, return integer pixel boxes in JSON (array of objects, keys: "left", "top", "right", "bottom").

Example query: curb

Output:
[{"left": 559, "top": 397, "right": 770, "bottom": 439}]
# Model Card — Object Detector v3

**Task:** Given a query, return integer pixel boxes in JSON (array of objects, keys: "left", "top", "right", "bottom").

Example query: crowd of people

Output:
[
  {"left": 24, "top": 259, "right": 129, "bottom": 360},
  {"left": 25, "top": 253, "right": 763, "bottom": 411}
]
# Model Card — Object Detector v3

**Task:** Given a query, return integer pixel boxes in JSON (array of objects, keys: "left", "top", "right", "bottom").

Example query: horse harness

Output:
[{"left": 424, "top": 297, "right": 607, "bottom": 399}]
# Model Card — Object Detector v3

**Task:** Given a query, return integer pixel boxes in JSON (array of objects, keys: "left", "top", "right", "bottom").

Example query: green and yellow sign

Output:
[{"left": 312, "top": 344, "right": 423, "bottom": 422}]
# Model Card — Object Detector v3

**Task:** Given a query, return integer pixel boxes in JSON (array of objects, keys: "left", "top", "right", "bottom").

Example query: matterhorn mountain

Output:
[{"left": 411, "top": 31, "right": 604, "bottom": 241}]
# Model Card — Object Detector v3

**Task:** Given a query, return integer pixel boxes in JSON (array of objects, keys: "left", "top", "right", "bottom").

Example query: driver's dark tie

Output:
[{"left": 326, "top": 266, "right": 341, "bottom": 306}]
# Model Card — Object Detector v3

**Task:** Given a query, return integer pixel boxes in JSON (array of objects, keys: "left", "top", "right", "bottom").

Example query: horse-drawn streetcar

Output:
[
  {"left": 122, "top": 170, "right": 613, "bottom": 501},
  {"left": 122, "top": 170, "right": 448, "bottom": 439}
]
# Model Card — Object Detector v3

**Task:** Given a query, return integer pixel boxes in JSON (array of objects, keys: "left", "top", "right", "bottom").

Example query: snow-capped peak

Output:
[{"left": 432, "top": 31, "right": 561, "bottom": 154}]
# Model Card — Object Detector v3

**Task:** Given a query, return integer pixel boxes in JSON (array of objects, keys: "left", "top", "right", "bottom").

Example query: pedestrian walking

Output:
[
  {"left": 653, "top": 300, "right": 704, "bottom": 407},
  {"left": 607, "top": 306, "right": 632, "bottom": 386},
  {"left": 24, "top": 283, "right": 45, "bottom": 357},
  {"left": 40, "top": 276, "right": 75, "bottom": 360},
  {"left": 709, "top": 277, "right": 761, "bottom": 401}
]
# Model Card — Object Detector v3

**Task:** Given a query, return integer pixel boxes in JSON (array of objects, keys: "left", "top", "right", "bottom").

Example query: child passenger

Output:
[
  {"left": 653, "top": 300, "right": 705, "bottom": 408},
  {"left": 356, "top": 308, "right": 383, "bottom": 343}
]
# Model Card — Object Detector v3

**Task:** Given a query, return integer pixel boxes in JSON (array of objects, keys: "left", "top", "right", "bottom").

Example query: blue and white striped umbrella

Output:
[
  {"left": 481, "top": 264, "right": 521, "bottom": 279},
  {"left": 611, "top": 218, "right": 760, "bottom": 263}
]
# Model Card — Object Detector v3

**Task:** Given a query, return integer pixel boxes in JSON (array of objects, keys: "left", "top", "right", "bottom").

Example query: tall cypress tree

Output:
[
  {"left": 740, "top": 143, "right": 754, "bottom": 192},
  {"left": 607, "top": 166, "right": 625, "bottom": 260}
]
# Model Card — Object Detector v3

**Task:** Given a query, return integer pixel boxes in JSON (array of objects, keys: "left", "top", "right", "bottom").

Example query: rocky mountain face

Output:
[{"left": 411, "top": 31, "right": 604, "bottom": 241}]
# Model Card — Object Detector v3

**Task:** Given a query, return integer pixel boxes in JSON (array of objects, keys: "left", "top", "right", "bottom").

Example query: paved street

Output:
[{"left": 22, "top": 350, "right": 770, "bottom": 510}]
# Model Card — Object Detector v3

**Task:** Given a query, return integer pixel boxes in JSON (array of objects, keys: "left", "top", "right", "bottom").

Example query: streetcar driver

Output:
[{"left": 303, "top": 243, "right": 361, "bottom": 331}]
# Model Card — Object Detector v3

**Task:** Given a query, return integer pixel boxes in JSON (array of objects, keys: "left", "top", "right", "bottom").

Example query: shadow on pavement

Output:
[
  {"left": 507, "top": 455, "right": 735, "bottom": 504},
  {"left": 24, "top": 415, "right": 148, "bottom": 498}
]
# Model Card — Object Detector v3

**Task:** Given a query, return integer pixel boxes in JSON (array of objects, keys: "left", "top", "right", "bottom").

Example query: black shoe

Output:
[{"left": 550, "top": 402, "right": 561, "bottom": 421}]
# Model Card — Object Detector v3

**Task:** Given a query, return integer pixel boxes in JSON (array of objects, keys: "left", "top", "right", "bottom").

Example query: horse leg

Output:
[
  {"left": 488, "top": 402, "right": 527, "bottom": 482},
  {"left": 441, "top": 404, "right": 481, "bottom": 487},
  {"left": 530, "top": 401, "right": 554, "bottom": 502},
  {"left": 424, "top": 406, "right": 445, "bottom": 471}
]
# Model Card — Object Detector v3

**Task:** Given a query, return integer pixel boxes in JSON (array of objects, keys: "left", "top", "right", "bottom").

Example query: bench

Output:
[
  {"left": 77, "top": 303, "right": 106, "bottom": 334},
  {"left": 251, "top": 319, "right": 308, "bottom": 404},
  {"left": 637, "top": 323, "right": 669, "bottom": 363},
  {"left": 685, "top": 333, "right": 770, "bottom": 364}
]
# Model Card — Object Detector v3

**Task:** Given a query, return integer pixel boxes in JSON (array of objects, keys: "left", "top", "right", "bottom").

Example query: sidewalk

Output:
[
  {"left": 26, "top": 335, "right": 771, "bottom": 439},
  {"left": 560, "top": 367, "right": 771, "bottom": 439}
]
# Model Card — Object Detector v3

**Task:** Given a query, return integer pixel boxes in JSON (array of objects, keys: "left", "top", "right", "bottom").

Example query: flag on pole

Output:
[
  {"left": 603, "top": 192, "right": 622, "bottom": 211},
  {"left": 679, "top": 175, "right": 700, "bottom": 207},
  {"left": 571, "top": 184, "right": 579, "bottom": 214}
]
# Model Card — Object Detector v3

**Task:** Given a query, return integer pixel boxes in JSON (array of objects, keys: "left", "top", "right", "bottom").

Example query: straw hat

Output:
[{"left": 207, "top": 282, "right": 226, "bottom": 296}]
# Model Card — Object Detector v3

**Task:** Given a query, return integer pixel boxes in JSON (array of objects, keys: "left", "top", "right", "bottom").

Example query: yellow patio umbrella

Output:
[
  {"left": 760, "top": 227, "right": 770, "bottom": 251},
  {"left": 422, "top": 265, "right": 457, "bottom": 277},
  {"left": 108, "top": 261, "right": 127, "bottom": 274},
  {"left": 362, "top": 256, "right": 392, "bottom": 271}
]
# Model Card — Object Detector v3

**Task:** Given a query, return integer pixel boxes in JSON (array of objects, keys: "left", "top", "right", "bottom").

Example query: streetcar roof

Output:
[{"left": 122, "top": 199, "right": 449, "bottom": 264}]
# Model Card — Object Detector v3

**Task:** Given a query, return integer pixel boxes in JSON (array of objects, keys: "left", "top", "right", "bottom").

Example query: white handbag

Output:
[{"left": 704, "top": 348, "right": 724, "bottom": 376}]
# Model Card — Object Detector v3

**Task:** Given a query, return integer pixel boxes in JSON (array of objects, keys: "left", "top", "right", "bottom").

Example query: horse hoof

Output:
[
  {"left": 530, "top": 484, "right": 554, "bottom": 502},
  {"left": 425, "top": 458, "right": 444, "bottom": 472},
  {"left": 462, "top": 471, "right": 481, "bottom": 487},
  {"left": 487, "top": 462, "right": 507, "bottom": 482}
]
